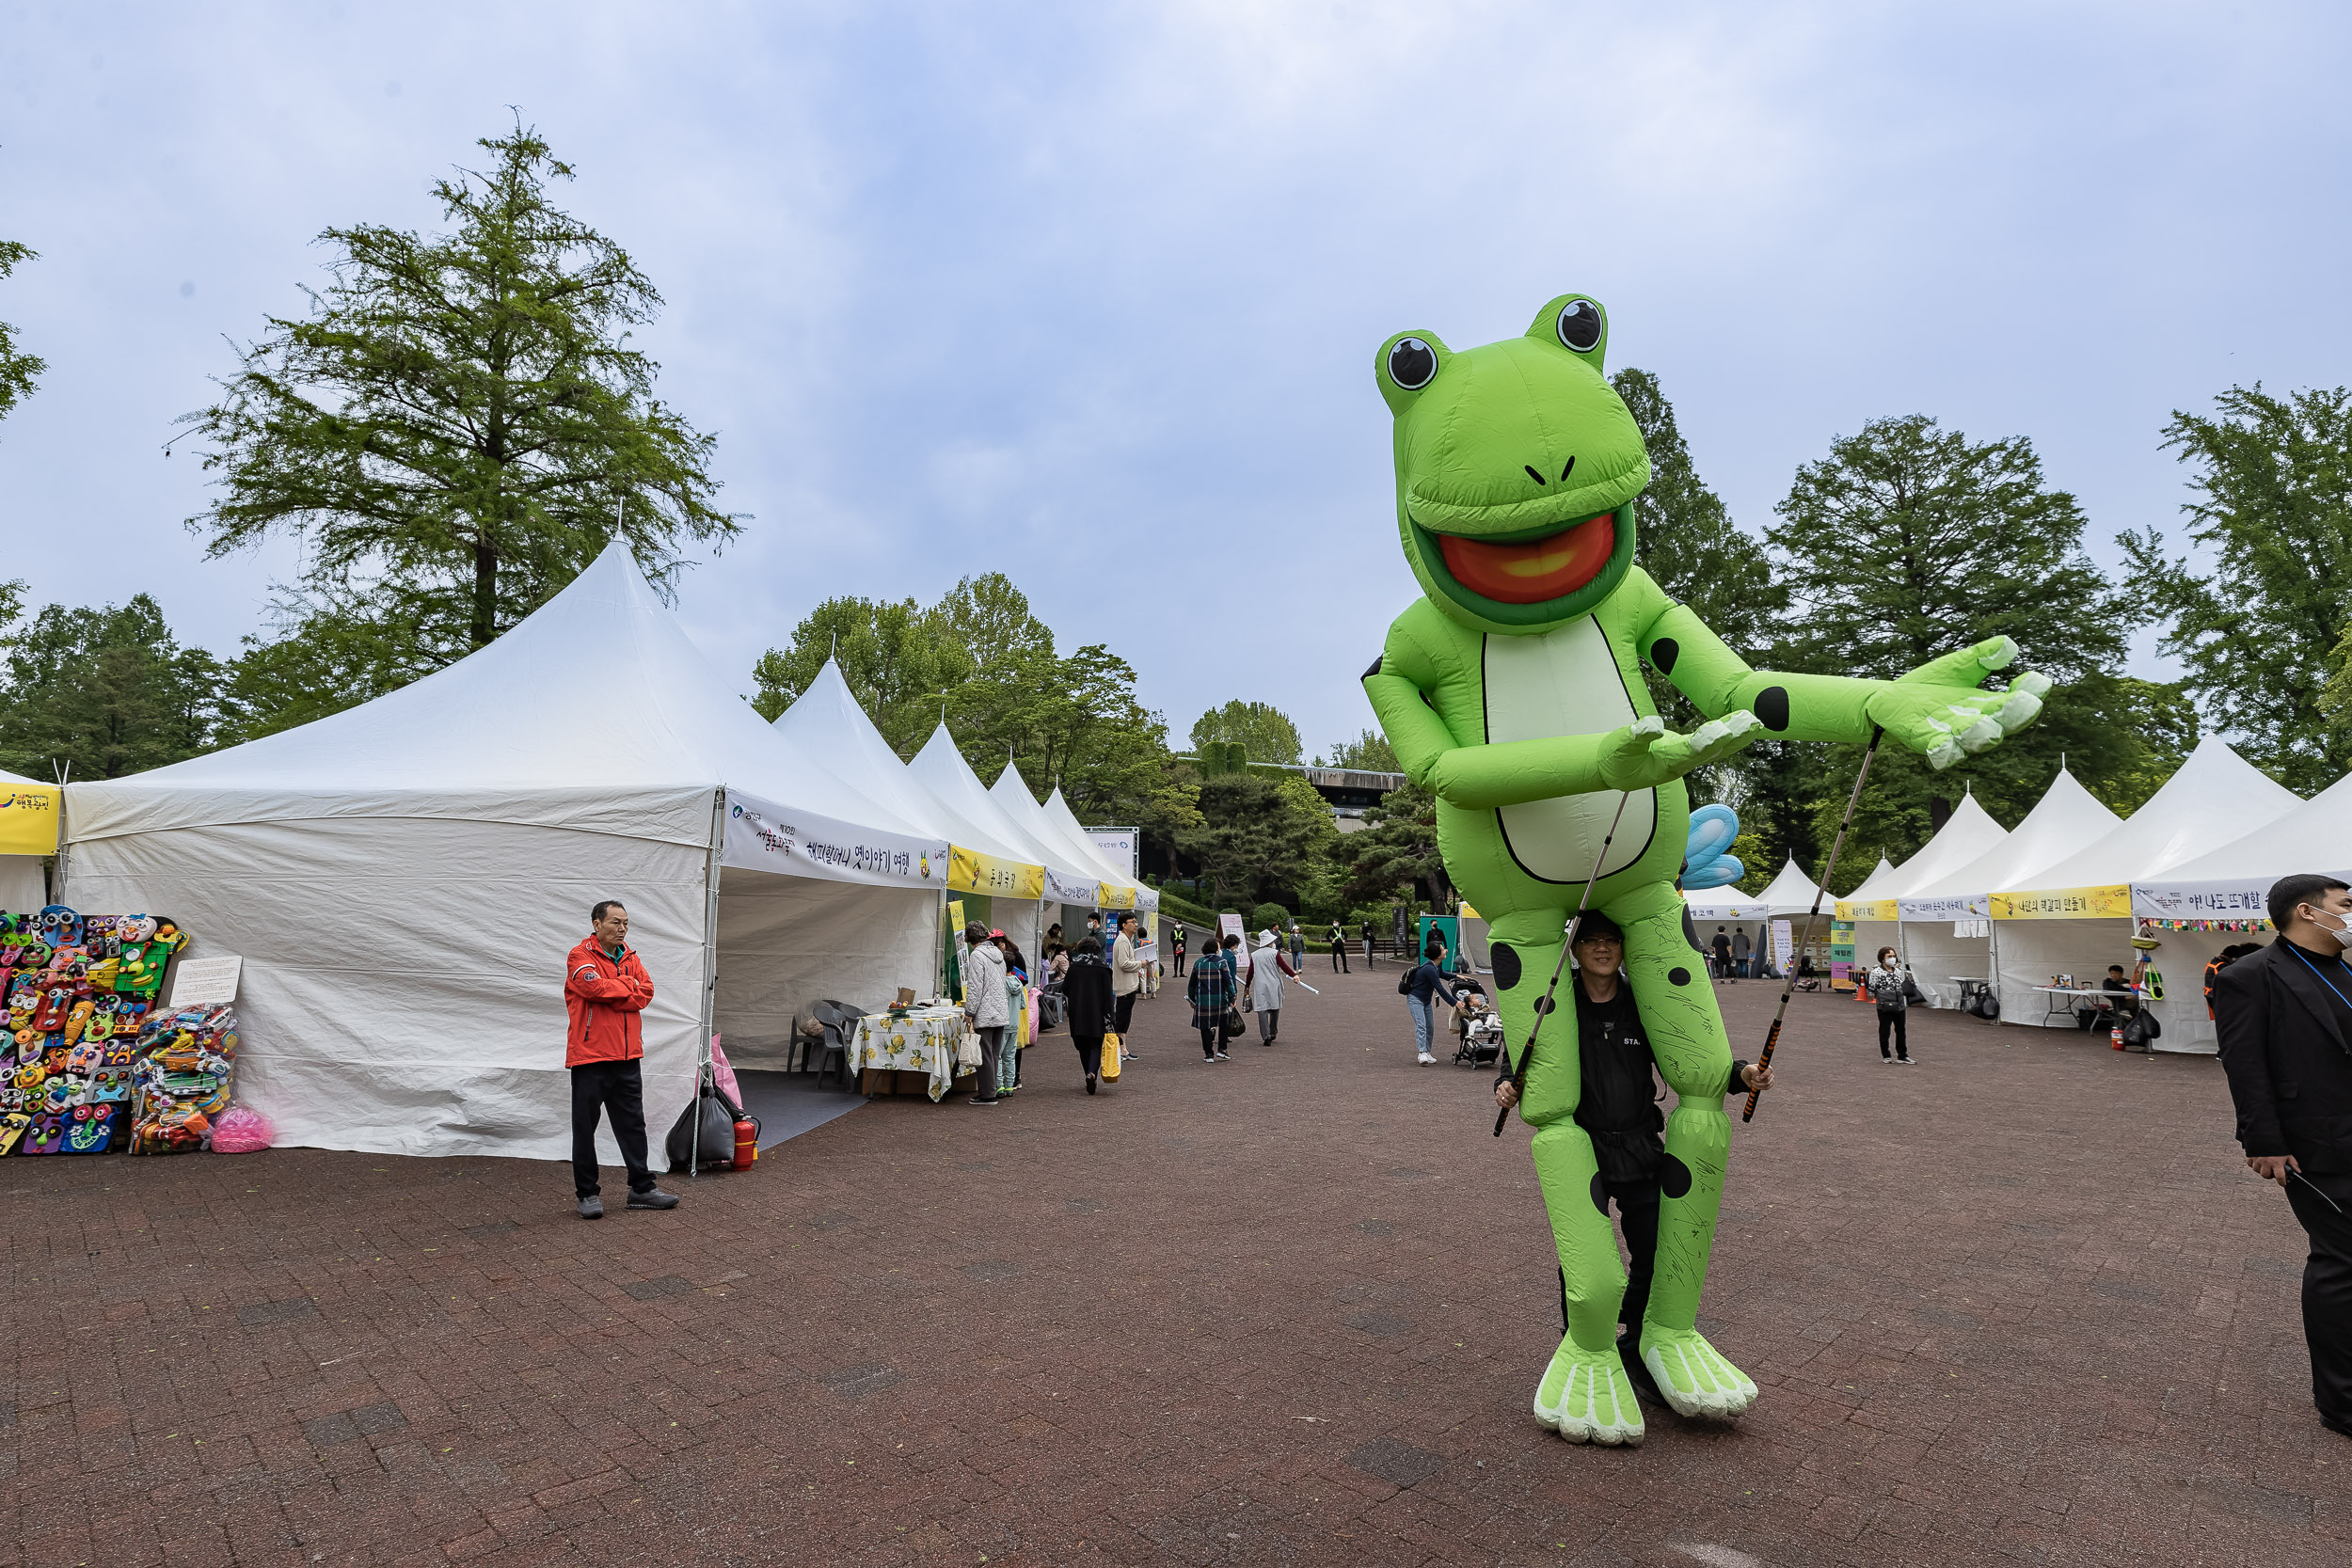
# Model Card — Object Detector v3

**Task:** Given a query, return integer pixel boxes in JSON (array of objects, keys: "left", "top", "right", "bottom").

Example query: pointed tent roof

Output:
[
  {"left": 990, "top": 763, "right": 1127, "bottom": 895},
  {"left": 2003, "top": 736, "right": 2299, "bottom": 894},
  {"left": 908, "top": 725, "right": 1094, "bottom": 892},
  {"left": 771, "top": 660, "right": 1036, "bottom": 867},
  {"left": 1902, "top": 767, "right": 2121, "bottom": 909},
  {"left": 1041, "top": 786, "right": 1159, "bottom": 911},
  {"left": 69, "top": 538, "right": 930, "bottom": 848},
  {"left": 1754, "top": 857, "right": 1832, "bottom": 916},
  {"left": 2134, "top": 767, "right": 2352, "bottom": 916},
  {"left": 1844, "top": 856, "right": 1901, "bottom": 902},
  {"left": 1886, "top": 791, "right": 2010, "bottom": 898}
]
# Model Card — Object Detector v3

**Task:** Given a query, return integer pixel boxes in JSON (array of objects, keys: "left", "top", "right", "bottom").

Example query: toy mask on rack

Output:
[{"left": 39, "top": 906, "right": 84, "bottom": 950}]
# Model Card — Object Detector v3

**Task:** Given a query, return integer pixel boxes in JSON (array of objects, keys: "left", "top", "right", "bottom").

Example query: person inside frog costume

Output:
[{"left": 1363, "top": 294, "right": 2049, "bottom": 1446}]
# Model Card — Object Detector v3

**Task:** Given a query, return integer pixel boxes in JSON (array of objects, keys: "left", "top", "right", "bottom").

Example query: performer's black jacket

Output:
[
  {"left": 2216, "top": 937, "right": 2352, "bottom": 1172},
  {"left": 1499, "top": 974, "right": 1746, "bottom": 1186}
]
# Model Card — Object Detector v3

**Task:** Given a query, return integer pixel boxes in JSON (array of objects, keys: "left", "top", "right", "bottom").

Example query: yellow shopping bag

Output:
[{"left": 1099, "top": 1030, "right": 1121, "bottom": 1082}]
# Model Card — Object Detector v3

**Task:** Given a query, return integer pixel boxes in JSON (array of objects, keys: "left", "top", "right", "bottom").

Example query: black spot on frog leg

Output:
[{"left": 1756, "top": 686, "right": 1790, "bottom": 732}]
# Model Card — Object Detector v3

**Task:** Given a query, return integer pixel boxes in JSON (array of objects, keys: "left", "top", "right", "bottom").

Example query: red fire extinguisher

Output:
[{"left": 733, "top": 1117, "right": 759, "bottom": 1167}]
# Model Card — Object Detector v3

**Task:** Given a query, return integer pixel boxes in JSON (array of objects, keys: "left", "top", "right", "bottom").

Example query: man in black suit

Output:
[{"left": 2216, "top": 872, "right": 2352, "bottom": 1439}]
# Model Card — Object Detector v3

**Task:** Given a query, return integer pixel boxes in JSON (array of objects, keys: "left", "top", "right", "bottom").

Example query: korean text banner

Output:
[
  {"left": 948, "top": 845, "right": 1046, "bottom": 900},
  {"left": 1897, "top": 893, "right": 1991, "bottom": 922},
  {"left": 1042, "top": 866, "right": 1101, "bottom": 906},
  {"left": 2132, "top": 879, "right": 2288, "bottom": 922},
  {"left": 723, "top": 791, "right": 949, "bottom": 889},
  {"left": 1834, "top": 898, "right": 1897, "bottom": 921},
  {"left": 0, "top": 784, "right": 61, "bottom": 855},
  {"left": 1989, "top": 884, "right": 2133, "bottom": 921}
]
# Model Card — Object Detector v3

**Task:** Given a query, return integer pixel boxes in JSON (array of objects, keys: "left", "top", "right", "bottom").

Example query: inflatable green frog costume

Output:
[{"left": 1363, "top": 295, "right": 2049, "bottom": 1445}]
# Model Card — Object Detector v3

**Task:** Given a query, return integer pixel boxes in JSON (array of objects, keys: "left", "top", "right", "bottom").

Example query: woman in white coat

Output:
[{"left": 1250, "top": 930, "right": 1301, "bottom": 1046}]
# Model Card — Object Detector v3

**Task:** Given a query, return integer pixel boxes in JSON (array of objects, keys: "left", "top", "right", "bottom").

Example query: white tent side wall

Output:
[
  {"left": 712, "top": 871, "right": 943, "bottom": 1068},
  {"left": 63, "top": 797, "right": 711, "bottom": 1161},
  {"left": 0, "top": 856, "right": 41, "bottom": 910}
]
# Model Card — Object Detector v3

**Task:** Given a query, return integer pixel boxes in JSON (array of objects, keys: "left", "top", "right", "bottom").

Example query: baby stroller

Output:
[{"left": 1453, "top": 990, "right": 1505, "bottom": 1069}]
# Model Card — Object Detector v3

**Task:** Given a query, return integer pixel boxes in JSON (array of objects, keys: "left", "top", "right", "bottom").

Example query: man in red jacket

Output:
[{"left": 565, "top": 900, "right": 678, "bottom": 1219}]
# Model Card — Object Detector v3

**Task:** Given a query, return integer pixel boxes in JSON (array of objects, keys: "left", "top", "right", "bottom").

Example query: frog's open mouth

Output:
[{"left": 1422, "top": 513, "right": 1616, "bottom": 604}]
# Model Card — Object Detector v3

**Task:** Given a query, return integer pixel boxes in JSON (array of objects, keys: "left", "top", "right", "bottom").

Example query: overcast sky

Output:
[{"left": 4, "top": 2, "right": 2347, "bottom": 759}]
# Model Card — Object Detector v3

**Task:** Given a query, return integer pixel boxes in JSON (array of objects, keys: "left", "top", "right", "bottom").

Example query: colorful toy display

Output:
[
  {"left": 0, "top": 907, "right": 215, "bottom": 1157},
  {"left": 1363, "top": 295, "right": 2049, "bottom": 1445}
]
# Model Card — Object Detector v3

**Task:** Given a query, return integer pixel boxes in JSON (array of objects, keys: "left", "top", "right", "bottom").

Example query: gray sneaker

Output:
[
  {"left": 626, "top": 1188, "right": 680, "bottom": 1211},
  {"left": 577, "top": 1196, "right": 604, "bottom": 1220}
]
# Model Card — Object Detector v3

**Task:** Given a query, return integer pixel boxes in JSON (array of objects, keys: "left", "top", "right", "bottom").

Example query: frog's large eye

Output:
[
  {"left": 1556, "top": 300, "right": 1603, "bottom": 353},
  {"left": 1387, "top": 337, "right": 1438, "bottom": 390}
]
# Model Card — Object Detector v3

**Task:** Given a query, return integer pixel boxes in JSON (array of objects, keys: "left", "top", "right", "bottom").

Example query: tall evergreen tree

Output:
[
  {"left": 180, "top": 125, "right": 741, "bottom": 736},
  {"left": 2123, "top": 385, "right": 2352, "bottom": 793},
  {"left": 0, "top": 594, "right": 226, "bottom": 780},
  {"left": 1766, "top": 414, "right": 2181, "bottom": 878}
]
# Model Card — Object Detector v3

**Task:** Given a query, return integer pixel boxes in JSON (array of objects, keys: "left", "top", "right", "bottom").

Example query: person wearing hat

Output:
[
  {"left": 1250, "top": 928, "right": 1302, "bottom": 1045},
  {"left": 961, "top": 922, "right": 1009, "bottom": 1106},
  {"left": 1493, "top": 910, "right": 1773, "bottom": 1397}
]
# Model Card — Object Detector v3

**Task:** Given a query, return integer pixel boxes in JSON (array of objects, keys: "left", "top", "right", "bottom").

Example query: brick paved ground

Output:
[{"left": 5, "top": 963, "right": 2344, "bottom": 1566}]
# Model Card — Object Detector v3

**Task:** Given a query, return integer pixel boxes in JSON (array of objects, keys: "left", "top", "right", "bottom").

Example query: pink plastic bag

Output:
[
  {"left": 211, "top": 1105, "right": 275, "bottom": 1153},
  {"left": 707, "top": 1035, "right": 744, "bottom": 1108}
]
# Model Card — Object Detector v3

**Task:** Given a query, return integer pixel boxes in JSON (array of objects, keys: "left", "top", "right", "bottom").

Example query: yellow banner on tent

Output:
[
  {"left": 1096, "top": 881, "right": 1136, "bottom": 911},
  {"left": 1835, "top": 898, "right": 1898, "bottom": 921},
  {"left": 947, "top": 846, "right": 1044, "bottom": 900},
  {"left": 1990, "top": 884, "right": 2133, "bottom": 921},
  {"left": 0, "top": 784, "right": 60, "bottom": 856}
]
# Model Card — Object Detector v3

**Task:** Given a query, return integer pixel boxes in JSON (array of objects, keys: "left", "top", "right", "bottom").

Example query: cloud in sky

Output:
[{"left": 3, "top": 2, "right": 2348, "bottom": 757}]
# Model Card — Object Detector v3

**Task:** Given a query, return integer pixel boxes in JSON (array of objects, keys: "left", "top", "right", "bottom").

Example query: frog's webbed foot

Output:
[
  {"left": 1533, "top": 1333, "right": 1645, "bottom": 1446},
  {"left": 1638, "top": 1325, "right": 1757, "bottom": 1419}
]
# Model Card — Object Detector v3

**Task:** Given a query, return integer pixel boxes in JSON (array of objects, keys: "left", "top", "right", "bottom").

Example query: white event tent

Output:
[
  {"left": 1042, "top": 785, "right": 1157, "bottom": 916},
  {"left": 1986, "top": 737, "right": 2298, "bottom": 1046},
  {"left": 907, "top": 724, "right": 1096, "bottom": 970},
  {"left": 989, "top": 762, "right": 1144, "bottom": 940},
  {"left": 2131, "top": 767, "right": 2352, "bottom": 1043},
  {"left": 1839, "top": 791, "right": 2009, "bottom": 994},
  {"left": 60, "top": 541, "right": 951, "bottom": 1158},
  {"left": 1, "top": 766, "right": 52, "bottom": 910},
  {"left": 1893, "top": 768, "right": 2119, "bottom": 1010}
]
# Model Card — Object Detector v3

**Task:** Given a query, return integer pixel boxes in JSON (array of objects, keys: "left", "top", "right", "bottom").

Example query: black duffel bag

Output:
[{"left": 665, "top": 1073, "right": 752, "bottom": 1172}]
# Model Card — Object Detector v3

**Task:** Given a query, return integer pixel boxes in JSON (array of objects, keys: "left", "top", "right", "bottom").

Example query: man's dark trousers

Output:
[
  {"left": 2288, "top": 1171, "right": 2352, "bottom": 1426},
  {"left": 1113, "top": 991, "right": 1137, "bottom": 1035},
  {"left": 571, "top": 1059, "right": 655, "bottom": 1197},
  {"left": 1332, "top": 942, "right": 1349, "bottom": 973}
]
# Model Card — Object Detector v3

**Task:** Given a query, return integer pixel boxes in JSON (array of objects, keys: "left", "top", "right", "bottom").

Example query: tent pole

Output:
[{"left": 692, "top": 786, "right": 725, "bottom": 1179}]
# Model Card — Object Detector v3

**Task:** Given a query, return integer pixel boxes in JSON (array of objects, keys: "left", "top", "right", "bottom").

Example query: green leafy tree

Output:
[
  {"left": 0, "top": 241, "right": 43, "bottom": 432},
  {"left": 1189, "top": 700, "right": 1302, "bottom": 766},
  {"left": 1176, "top": 770, "right": 1334, "bottom": 911},
  {"left": 0, "top": 594, "right": 226, "bottom": 780},
  {"left": 752, "top": 574, "right": 1199, "bottom": 842},
  {"left": 2122, "top": 385, "right": 2352, "bottom": 793},
  {"left": 179, "top": 124, "right": 742, "bottom": 735},
  {"left": 1318, "top": 728, "right": 1399, "bottom": 771},
  {"left": 1765, "top": 414, "right": 2161, "bottom": 873},
  {"left": 1613, "top": 368, "right": 1782, "bottom": 693},
  {"left": 1334, "top": 779, "right": 1452, "bottom": 911}
]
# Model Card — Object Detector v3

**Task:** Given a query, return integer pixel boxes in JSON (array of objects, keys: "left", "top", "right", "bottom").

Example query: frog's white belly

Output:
[{"left": 1483, "top": 617, "right": 1657, "bottom": 883}]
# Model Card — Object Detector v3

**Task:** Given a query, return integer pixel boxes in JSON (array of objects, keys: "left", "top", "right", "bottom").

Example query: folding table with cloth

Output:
[{"left": 850, "top": 1005, "right": 974, "bottom": 1101}]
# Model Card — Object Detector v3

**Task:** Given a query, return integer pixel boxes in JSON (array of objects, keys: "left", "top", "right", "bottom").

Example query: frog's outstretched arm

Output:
[
  {"left": 1632, "top": 596, "right": 2050, "bottom": 770},
  {"left": 1366, "top": 614, "right": 1759, "bottom": 807}
]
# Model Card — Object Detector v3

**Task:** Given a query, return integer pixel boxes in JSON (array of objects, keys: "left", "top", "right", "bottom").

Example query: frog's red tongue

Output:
[{"left": 1436, "top": 514, "right": 1614, "bottom": 604}]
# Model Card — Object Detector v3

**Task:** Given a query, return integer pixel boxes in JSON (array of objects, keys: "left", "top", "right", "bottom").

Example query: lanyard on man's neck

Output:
[{"left": 2287, "top": 941, "right": 2352, "bottom": 1012}]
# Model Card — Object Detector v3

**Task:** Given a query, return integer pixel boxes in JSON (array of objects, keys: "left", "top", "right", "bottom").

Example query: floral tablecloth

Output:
[{"left": 850, "top": 1006, "right": 971, "bottom": 1101}]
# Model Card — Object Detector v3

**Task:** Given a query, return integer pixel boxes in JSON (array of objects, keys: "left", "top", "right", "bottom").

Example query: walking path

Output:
[{"left": 5, "top": 969, "right": 2342, "bottom": 1565}]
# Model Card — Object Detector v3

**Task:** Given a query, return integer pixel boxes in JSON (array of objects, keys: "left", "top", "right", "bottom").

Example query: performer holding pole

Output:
[{"left": 1742, "top": 728, "right": 1883, "bottom": 1123}]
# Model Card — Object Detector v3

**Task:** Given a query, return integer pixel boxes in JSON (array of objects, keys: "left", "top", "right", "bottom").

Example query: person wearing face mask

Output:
[{"left": 2215, "top": 873, "right": 2352, "bottom": 1441}]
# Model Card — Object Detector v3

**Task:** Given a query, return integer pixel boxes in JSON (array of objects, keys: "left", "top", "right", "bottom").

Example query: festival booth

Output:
[
  {"left": 1986, "top": 737, "right": 2298, "bottom": 1046},
  {"left": 988, "top": 762, "right": 1115, "bottom": 945},
  {"left": 766, "top": 657, "right": 1049, "bottom": 1023},
  {"left": 60, "top": 542, "right": 950, "bottom": 1159},
  {"left": 2133, "top": 766, "right": 2352, "bottom": 1049},
  {"left": 905, "top": 725, "right": 1101, "bottom": 1013},
  {"left": 1891, "top": 768, "right": 2117, "bottom": 1013},
  {"left": 1836, "top": 793, "right": 2009, "bottom": 1000},
  {"left": 0, "top": 766, "right": 60, "bottom": 911}
]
